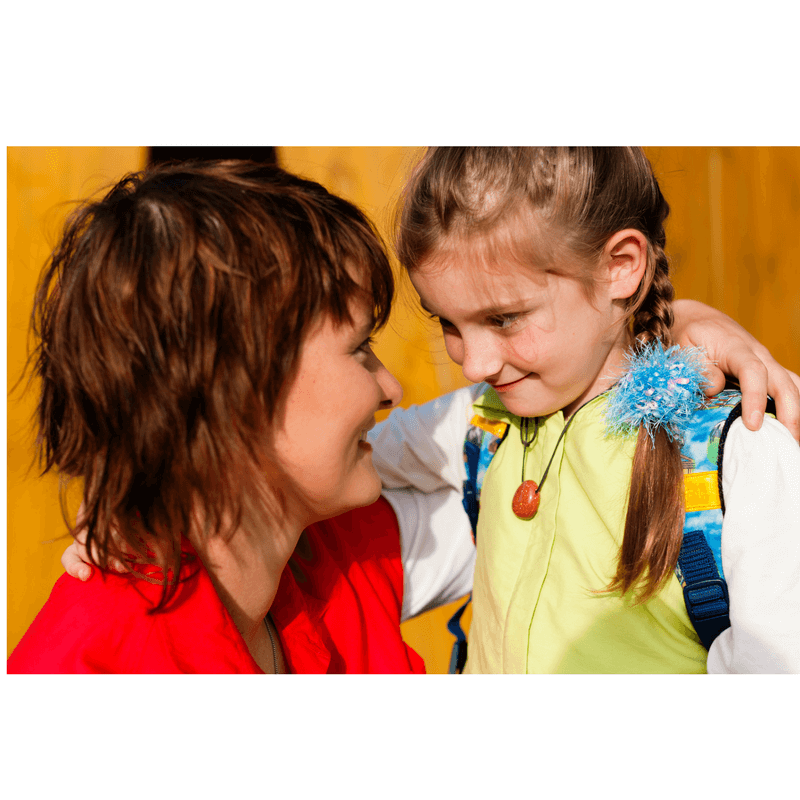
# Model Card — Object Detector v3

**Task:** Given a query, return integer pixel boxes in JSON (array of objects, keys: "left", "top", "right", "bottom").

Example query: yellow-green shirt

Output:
[{"left": 464, "top": 389, "right": 708, "bottom": 674}]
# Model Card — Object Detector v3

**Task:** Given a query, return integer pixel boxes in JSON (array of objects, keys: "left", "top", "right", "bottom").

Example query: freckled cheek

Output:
[{"left": 507, "top": 333, "right": 539, "bottom": 368}]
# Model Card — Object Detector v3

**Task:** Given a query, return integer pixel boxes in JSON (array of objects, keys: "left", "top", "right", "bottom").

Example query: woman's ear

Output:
[{"left": 602, "top": 229, "right": 649, "bottom": 301}]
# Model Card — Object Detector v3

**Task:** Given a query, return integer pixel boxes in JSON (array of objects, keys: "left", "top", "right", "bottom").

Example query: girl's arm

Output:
[
  {"left": 672, "top": 299, "right": 800, "bottom": 441},
  {"left": 707, "top": 416, "right": 800, "bottom": 673},
  {"left": 59, "top": 485, "right": 477, "bottom": 621},
  {"left": 61, "top": 487, "right": 477, "bottom": 619}
]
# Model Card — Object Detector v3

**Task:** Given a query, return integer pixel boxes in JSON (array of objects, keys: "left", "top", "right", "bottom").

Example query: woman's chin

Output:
[
  {"left": 354, "top": 468, "right": 383, "bottom": 509},
  {"left": 319, "top": 469, "right": 383, "bottom": 521}
]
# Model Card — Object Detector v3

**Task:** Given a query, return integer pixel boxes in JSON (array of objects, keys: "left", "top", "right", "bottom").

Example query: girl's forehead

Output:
[
  {"left": 424, "top": 210, "right": 561, "bottom": 275},
  {"left": 412, "top": 251, "right": 549, "bottom": 314}
]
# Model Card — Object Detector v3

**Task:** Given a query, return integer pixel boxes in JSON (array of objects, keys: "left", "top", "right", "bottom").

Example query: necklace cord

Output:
[
  {"left": 520, "top": 391, "right": 610, "bottom": 495},
  {"left": 519, "top": 417, "right": 538, "bottom": 482},
  {"left": 536, "top": 412, "right": 577, "bottom": 493}
]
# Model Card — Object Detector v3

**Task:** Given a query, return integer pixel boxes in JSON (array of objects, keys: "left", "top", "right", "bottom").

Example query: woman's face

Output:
[{"left": 270, "top": 296, "right": 403, "bottom": 525}]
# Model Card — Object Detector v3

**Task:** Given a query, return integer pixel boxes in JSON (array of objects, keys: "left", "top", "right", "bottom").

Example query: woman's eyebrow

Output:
[{"left": 353, "top": 313, "right": 376, "bottom": 338}]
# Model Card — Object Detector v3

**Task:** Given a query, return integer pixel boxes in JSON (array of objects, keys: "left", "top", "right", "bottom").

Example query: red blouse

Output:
[{"left": 8, "top": 497, "right": 425, "bottom": 674}]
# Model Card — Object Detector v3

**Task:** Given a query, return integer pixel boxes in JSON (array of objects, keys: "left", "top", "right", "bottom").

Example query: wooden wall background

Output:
[{"left": 7, "top": 147, "right": 800, "bottom": 670}]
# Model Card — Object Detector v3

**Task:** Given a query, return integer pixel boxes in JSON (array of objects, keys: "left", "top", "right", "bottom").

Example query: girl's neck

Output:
[{"left": 560, "top": 337, "right": 632, "bottom": 419}]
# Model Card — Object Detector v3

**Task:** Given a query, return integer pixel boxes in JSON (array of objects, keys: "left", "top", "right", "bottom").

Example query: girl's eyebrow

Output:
[{"left": 419, "top": 298, "right": 527, "bottom": 318}]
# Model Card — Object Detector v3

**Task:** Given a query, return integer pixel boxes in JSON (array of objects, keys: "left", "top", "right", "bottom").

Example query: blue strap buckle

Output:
[
  {"left": 683, "top": 578, "right": 729, "bottom": 618},
  {"left": 682, "top": 578, "right": 731, "bottom": 649}
]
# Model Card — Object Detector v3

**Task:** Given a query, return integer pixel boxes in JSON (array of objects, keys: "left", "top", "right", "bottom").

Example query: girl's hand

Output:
[
  {"left": 61, "top": 506, "right": 129, "bottom": 581},
  {"left": 673, "top": 299, "right": 800, "bottom": 441}
]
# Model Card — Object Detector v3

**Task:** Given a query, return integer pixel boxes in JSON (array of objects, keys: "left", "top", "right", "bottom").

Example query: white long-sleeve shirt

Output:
[
  {"left": 375, "top": 385, "right": 800, "bottom": 672},
  {"left": 374, "top": 385, "right": 485, "bottom": 622}
]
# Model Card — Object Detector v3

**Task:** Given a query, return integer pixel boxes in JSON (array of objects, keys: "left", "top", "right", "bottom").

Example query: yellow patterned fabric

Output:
[
  {"left": 683, "top": 472, "right": 721, "bottom": 513},
  {"left": 464, "top": 389, "right": 708, "bottom": 674}
]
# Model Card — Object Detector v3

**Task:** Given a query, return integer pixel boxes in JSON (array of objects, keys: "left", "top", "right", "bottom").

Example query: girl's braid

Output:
[{"left": 630, "top": 222, "right": 674, "bottom": 349}]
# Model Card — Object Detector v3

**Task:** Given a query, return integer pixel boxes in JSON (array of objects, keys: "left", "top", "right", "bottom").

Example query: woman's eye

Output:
[{"left": 356, "top": 336, "right": 375, "bottom": 355}]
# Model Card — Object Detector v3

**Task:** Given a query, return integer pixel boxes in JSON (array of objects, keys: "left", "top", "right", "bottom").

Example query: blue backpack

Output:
[{"left": 448, "top": 389, "right": 773, "bottom": 673}]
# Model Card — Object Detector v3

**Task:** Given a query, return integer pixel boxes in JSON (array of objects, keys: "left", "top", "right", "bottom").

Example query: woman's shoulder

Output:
[
  {"left": 8, "top": 570, "right": 161, "bottom": 672},
  {"left": 8, "top": 559, "right": 261, "bottom": 673}
]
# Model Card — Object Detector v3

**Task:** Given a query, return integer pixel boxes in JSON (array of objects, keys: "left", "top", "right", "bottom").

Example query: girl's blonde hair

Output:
[{"left": 397, "top": 146, "right": 684, "bottom": 602}]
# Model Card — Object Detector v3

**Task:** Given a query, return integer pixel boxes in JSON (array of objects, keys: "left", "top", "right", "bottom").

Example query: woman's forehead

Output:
[{"left": 310, "top": 290, "right": 375, "bottom": 337}]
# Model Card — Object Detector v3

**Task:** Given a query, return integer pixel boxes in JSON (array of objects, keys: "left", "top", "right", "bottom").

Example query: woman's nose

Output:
[{"left": 377, "top": 360, "right": 403, "bottom": 410}]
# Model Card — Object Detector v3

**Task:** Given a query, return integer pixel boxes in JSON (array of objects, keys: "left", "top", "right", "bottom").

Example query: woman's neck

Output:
[{"left": 188, "top": 514, "right": 303, "bottom": 670}]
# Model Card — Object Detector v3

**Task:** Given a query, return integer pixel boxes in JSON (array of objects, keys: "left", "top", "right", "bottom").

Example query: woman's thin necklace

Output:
[
  {"left": 511, "top": 395, "right": 600, "bottom": 520},
  {"left": 265, "top": 615, "right": 279, "bottom": 674}
]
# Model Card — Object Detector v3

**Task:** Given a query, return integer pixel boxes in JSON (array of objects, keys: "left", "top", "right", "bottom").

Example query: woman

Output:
[{"left": 7, "top": 159, "right": 476, "bottom": 673}]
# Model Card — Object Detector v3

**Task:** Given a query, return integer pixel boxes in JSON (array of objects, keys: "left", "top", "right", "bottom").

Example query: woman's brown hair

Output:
[
  {"left": 31, "top": 160, "right": 394, "bottom": 608},
  {"left": 397, "top": 146, "right": 683, "bottom": 602}
]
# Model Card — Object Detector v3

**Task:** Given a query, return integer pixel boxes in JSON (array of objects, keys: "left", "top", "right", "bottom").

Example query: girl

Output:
[{"left": 375, "top": 146, "right": 800, "bottom": 673}]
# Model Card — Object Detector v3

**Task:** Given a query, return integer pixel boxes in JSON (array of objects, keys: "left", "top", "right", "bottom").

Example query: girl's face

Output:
[
  {"left": 271, "top": 296, "right": 402, "bottom": 525},
  {"left": 410, "top": 248, "right": 631, "bottom": 419}
]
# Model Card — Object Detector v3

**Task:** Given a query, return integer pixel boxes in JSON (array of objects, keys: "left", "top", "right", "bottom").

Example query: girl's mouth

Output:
[{"left": 490, "top": 374, "right": 530, "bottom": 393}]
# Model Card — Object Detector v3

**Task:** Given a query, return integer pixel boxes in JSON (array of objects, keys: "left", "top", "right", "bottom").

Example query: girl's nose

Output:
[{"left": 460, "top": 332, "right": 503, "bottom": 385}]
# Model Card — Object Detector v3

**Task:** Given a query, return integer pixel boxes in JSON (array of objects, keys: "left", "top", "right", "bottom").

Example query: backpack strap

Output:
[
  {"left": 677, "top": 529, "right": 732, "bottom": 649},
  {"left": 448, "top": 415, "right": 507, "bottom": 673},
  {"left": 461, "top": 415, "right": 509, "bottom": 541},
  {"left": 447, "top": 596, "right": 471, "bottom": 674},
  {"left": 676, "top": 391, "right": 777, "bottom": 649}
]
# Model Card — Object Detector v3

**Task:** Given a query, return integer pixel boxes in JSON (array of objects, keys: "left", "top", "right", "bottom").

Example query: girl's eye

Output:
[
  {"left": 490, "top": 314, "right": 520, "bottom": 330},
  {"left": 430, "top": 314, "right": 456, "bottom": 332}
]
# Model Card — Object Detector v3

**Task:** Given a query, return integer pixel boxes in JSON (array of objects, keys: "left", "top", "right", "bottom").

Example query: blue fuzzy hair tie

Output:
[{"left": 604, "top": 340, "right": 709, "bottom": 444}]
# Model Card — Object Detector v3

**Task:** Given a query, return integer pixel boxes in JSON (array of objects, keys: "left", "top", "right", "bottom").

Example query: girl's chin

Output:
[{"left": 499, "top": 396, "right": 564, "bottom": 419}]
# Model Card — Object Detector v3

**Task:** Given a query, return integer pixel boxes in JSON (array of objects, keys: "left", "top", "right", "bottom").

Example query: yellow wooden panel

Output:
[{"left": 646, "top": 147, "right": 800, "bottom": 376}]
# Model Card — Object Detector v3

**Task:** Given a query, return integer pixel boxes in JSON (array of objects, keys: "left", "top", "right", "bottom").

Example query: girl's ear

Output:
[{"left": 603, "top": 229, "right": 649, "bottom": 301}]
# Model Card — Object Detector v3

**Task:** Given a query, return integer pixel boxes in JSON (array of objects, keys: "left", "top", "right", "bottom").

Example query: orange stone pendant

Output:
[{"left": 512, "top": 479, "right": 540, "bottom": 520}]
